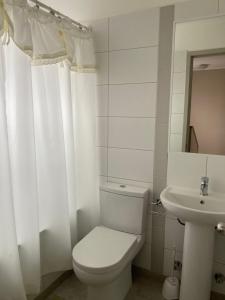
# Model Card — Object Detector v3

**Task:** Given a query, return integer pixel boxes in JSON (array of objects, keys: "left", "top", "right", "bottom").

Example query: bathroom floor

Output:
[{"left": 46, "top": 272, "right": 165, "bottom": 300}]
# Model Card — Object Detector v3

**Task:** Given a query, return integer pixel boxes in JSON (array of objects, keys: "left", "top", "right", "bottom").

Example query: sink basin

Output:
[
  {"left": 160, "top": 186, "right": 225, "bottom": 225},
  {"left": 160, "top": 186, "right": 225, "bottom": 300}
]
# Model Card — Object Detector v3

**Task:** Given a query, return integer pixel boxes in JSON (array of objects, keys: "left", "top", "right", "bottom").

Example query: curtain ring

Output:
[{"left": 35, "top": 0, "right": 39, "bottom": 9}]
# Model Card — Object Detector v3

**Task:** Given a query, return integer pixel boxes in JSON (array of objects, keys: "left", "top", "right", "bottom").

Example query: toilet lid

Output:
[{"left": 72, "top": 226, "right": 137, "bottom": 273}]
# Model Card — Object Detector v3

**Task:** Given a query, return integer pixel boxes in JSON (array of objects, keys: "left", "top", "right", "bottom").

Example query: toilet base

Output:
[{"left": 87, "top": 263, "right": 132, "bottom": 300}]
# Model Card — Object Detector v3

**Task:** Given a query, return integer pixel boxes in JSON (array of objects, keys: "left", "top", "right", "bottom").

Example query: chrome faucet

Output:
[{"left": 200, "top": 176, "right": 209, "bottom": 196}]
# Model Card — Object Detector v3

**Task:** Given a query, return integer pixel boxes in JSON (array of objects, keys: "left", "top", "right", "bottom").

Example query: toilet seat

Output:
[{"left": 72, "top": 226, "right": 138, "bottom": 274}]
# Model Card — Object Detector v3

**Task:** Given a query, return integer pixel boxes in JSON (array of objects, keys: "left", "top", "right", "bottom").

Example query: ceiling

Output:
[
  {"left": 193, "top": 55, "right": 225, "bottom": 71},
  {"left": 41, "top": 0, "right": 188, "bottom": 22}
]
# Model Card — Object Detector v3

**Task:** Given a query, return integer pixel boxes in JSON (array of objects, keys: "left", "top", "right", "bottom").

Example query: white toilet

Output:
[{"left": 72, "top": 182, "right": 149, "bottom": 300}]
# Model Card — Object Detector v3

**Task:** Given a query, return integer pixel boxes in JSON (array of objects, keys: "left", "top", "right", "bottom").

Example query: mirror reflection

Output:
[
  {"left": 186, "top": 53, "right": 225, "bottom": 155},
  {"left": 169, "top": 16, "right": 225, "bottom": 155}
]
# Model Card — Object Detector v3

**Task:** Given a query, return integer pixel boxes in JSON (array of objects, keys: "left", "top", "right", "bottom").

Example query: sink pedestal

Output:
[{"left": 180, "top": 222, "right": 215, "bottom": 300}]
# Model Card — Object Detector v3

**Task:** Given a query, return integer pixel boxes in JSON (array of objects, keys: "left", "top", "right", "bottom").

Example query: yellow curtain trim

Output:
[
  {"left": 31, "top": 54, "right": 68, "bottom": 66},
  {"left": 71, "top": 65, "right": 96, "bottom": 73},
  {"left": 0, "top": 1, "right": 96, "bottom": 72}
]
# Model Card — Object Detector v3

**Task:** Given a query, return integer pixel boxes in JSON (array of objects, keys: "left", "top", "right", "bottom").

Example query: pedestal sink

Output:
[{"left": 160, "top": 186, "right": 225, "bottom": 300}]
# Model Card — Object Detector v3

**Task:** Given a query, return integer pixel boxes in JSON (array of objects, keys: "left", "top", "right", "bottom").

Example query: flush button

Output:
[{"left": 120, "top": 184, "right": 126, "bottom": 188}]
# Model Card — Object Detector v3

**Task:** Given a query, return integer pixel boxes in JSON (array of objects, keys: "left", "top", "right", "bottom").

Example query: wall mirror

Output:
[{"left": 169, "top": 16, "right": 225, "bottom": 155}]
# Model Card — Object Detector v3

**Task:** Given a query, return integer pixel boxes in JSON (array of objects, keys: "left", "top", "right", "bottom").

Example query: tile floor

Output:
[
  {"left": 46, "top": 273, "right": 165, "bottom": 300},
  {"left": 46, "top": 272, "right": 225, "bottom": 300}
]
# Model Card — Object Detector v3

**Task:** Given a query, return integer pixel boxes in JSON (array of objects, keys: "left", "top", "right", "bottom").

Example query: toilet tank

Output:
[{"left": 100, "top": 183, "right": 149, "bottom": 235}]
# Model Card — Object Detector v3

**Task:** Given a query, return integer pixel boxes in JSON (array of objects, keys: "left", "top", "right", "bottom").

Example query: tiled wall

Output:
[
  {"left": 91, "top": 6, "right": 174, "bottom": 272},
  {"left": 165, "top": 152, "right": 225, "bottom": 294},
  {"left": 166, "top": 0, "right": 225, "bottom": 295},
  {"left": 175, "top": 0, "right": 220, "bottom": 21}
]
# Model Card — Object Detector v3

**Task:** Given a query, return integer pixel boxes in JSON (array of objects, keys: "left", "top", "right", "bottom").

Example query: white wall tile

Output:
[
  {"left": 155, "top": 154, "right": 167, "bottom": 183},
  {"left": 134, "top": 241, "right": 151, "bottom": 270},
  {"left": 171, "top": 94, "right": 185, "bottom": 114},
  {"left": 169, "top": 134, "right": 183, "bottom": 152},
  {"left": 155, "top": 123, "right": 169, "bottom": 157},
  {"left": 109, "top": 47, "right": 158, "bottom": 84},
  {"left": 109, "top": 8, "right": 159, "bottom": 50},
  {"left": 163, "top": 248, "right": 183, "bottom": 277},
  {"left": 170, "top": 114, "right": 184, "bottom": 134},
  {"left": 96, "top": 117, "right": 108, "bottom": 147},
  {"left": 151, "top": 244, "right": 164, "bottom": 274},
  {"left": 109, "top": 117, "right": 155, "bottom": 150},
  {"left": 215, "top": 233, "right": 225, "bottom": 265},
  {"left": 173, "top": 51, "right": 187, "bottom": 73},
  {"left": 175, "top": 0, "right": 219, "bottom": 21},
  {"left": 151, "top": 225, "right": 165, "bottom": 274},
  {"left": 91, "top": 18, "right": 108, "bottom": 52},
  {"left": 164, "top": 217, "right": 184, "bottom": 252},
  {"left": 212, "top": 262, "right": 225, "bottom": 294},
  {"left": 97, "top": 147, "right": 107, "bottom": 176},
  {"left": 207, "top": 155, "right": 225, "bottom": 194},
  {"left": 167, "top": 152, "right": 207, "bottom": 188},
  {"left": 152, "top": 225, "right": 165, "bottom": 250},
  {"left": 99, "top": 175, "right": 107, "bottom": 184},
  {"left": 109, "top": 83, "right": 157, "bottom": 117},
  {"left": 172, "top": 72, "right": 186, "bottom": 94},
  {"left": 219, "top": 0, "right": 225, "bottom": 13},
  {"left": 96, "top": 52, "right": 108, "bottom": 85},
  {"left": 163, "top": 248, "right": 174, "bottom": 276},
  {"left": 152, "top": 212, "right": 165, "bottom": 228},
  {"left": 108, "top": 148, "right": 153, "bottom": 182},
  {"left": 146, "top": 214, "right": 153, "bottom": 243},
  {"left": 96, "top": 85, "right": 108, "bottom": 116}
]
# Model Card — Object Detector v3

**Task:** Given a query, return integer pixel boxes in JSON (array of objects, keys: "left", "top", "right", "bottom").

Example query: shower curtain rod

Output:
[{"left": 29, "top": 0, "right": 90, "bottom": 31}]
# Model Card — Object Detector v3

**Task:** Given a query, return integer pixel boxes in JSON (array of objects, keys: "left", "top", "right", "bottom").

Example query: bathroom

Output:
[{"left": 1, "top": 0, "right": 225, "bottom": 299}]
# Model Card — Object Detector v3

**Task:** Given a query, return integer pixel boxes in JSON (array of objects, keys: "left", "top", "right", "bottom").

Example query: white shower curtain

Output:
[{"left": 0, "top": 39, "right": 99, "bottom": 300}]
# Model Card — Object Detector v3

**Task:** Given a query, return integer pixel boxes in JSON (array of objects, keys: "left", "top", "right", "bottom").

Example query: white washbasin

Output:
[{"left": 160, "top": 186, "right": 225, "bottom": 225}]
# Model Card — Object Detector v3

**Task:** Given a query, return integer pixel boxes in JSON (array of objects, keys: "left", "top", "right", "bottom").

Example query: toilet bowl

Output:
[{"left": 72, "top": 183, "right": 149, "bottom": 300}]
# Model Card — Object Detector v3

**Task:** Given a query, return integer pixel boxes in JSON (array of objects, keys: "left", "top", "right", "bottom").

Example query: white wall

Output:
[
  {"left": 165, "top": 152, "right": 225, "bottom": 294},
  {"left": 42, "top": 0, "right": 186, "bottom": 22},
  {"left": 91, "top": 6, "right": 174, "bottom": 272}
]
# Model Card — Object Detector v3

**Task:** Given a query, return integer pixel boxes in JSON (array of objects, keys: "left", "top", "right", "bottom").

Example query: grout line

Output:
[
  {"left": 164, "top": 247, "right": 183, "bottom": 254},
  {"left": 108, "top": 175, "right": 153, "bottom": 184},
  {"left": 108, "top": 116, "right": 156, "bottom": 119},
  {"left": 108, "top": 146, "right": 154, "bottom": 152},
  {"left": 96, "top": 50, "right": 108, "bottom": 54},
  {"left": 173, "top": 70, "right": 186, "bottom": 74},
  {"left": 206, "top": 156, "right": 208, "bottom": 176},
  {"left": 96, "top": 82, "right": 157, "bottom": 87},
  {"left": 171, "top": 112, "right": 184, "bottom": 115},
  {"left": 172, "top": 92, "right": 185, "bottom": 95},
  {"left": 108, "top": 45, "right": 159, "bottom": 52},
  {"left": 214, "top": 259, "right": 225, "bottom": 266},
  {"left": 217, "top": 0, "right": 220, "bottom": 14},
  {"left": 106, "top": 17, "right": 110, "bottom": 183},
  {"left": 97, "top": 115, "right": 157, "bottom": 118},
  {"left": 106, "top": 81, "right": 158, "bottom": 86}
]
